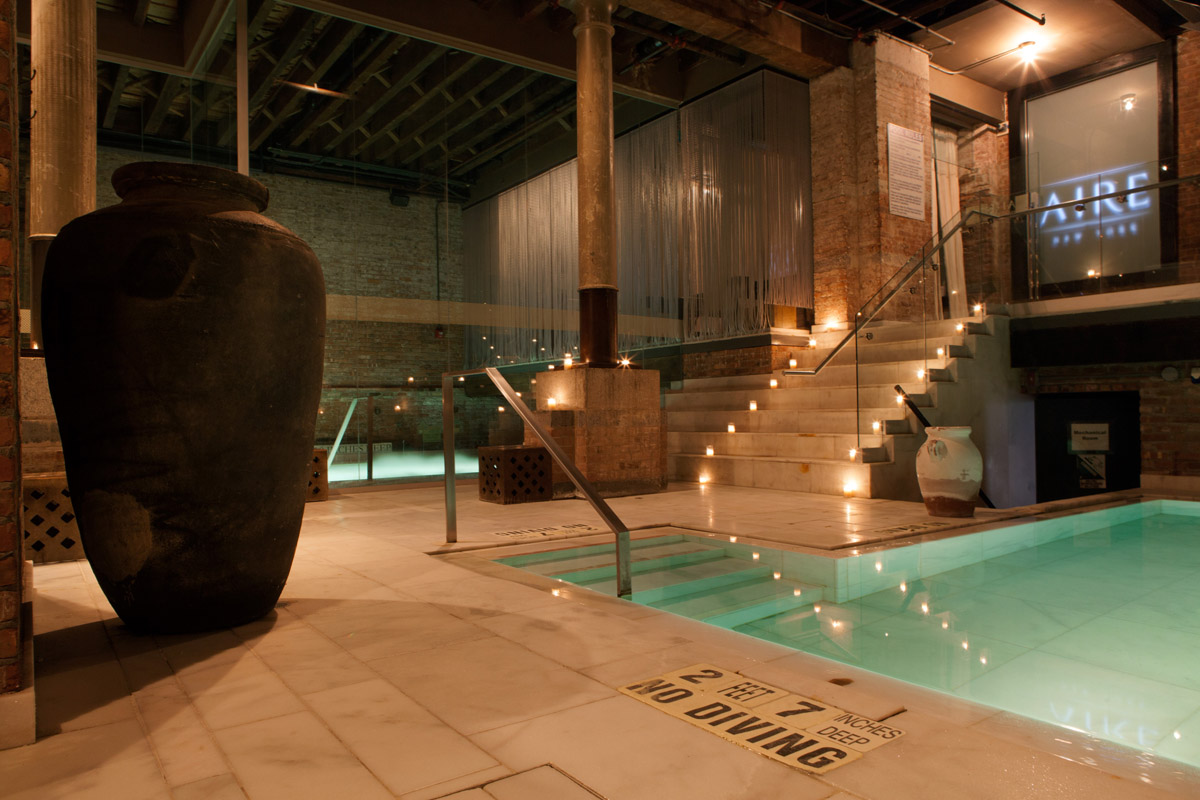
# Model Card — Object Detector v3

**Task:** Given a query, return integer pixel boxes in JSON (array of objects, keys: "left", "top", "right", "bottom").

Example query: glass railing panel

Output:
[{"left": 1009, "top": 156, "right": 1200, "bottom": 301}]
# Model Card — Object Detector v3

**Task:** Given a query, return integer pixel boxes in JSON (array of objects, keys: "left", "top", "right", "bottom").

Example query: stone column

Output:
[
  {"left": 29, "top": 0, "right": 96, "bottom": 346},
  {"left": 573, "top": 0, "right": 618, "bottom": 367}
]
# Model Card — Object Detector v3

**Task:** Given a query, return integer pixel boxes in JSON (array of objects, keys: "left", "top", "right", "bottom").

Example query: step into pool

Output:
[{"left": 494, "top": 500, "right": 1200, "bottom": 772}]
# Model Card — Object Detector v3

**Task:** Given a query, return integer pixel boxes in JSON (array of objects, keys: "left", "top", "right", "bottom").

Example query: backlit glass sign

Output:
[{"left": 1025, "top": 62, "right": 1160, "bottom": 286}]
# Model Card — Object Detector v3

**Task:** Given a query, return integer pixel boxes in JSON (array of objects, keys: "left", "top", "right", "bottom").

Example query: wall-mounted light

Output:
[{"left": 1120, "top": 93, "right": 1136, "bottom": 112}]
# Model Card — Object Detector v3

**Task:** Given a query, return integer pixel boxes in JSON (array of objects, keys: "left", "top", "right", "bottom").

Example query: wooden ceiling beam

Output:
[
  {"left": 405, "top": 71, "right": 541, "bottom": 163},
  {"left": 250, "top": 20, "right": 365, "bottom": 150},
  {"left": 132, "top": 0, "right": 152, "bottom": 27},
  {"left": 621, "top": 0, "right": 846, "bottom": 77},
  {"left": 321, "top": 43, "right": 447, "bottom": 152},
  {"left": 377, "top": 64, "right": 514, "bottom": 163},
  {"left": 297, "top": 0, "right": 686, "bottom": 105},
  {"left": 449, "top": 90, "right": 577, "bottom": 177},
  {"left": 144, "top": 73, "right": 186, "bottom": 136},
  {"left": 102, "top": 64, "right": 131, "bottom": 129},
  {"left": 288, "top": 33, "right": 408, "bottom": 148},
  {"left": 349, "top": 53, "right": 482, "bottom": 158}
]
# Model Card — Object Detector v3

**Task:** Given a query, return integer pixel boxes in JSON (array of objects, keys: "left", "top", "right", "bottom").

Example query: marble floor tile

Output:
[
  {"left": 304, "top": 678, "right": 502, "bottom": 797},
  {"left": 171, "top": 774, "right": 248, "bottom": 800},
  {"left": 34, "top": 653, "right": 137, "bottom": 737},
  {"left": 299, "top": 597, "right": 492, "bottom": 661},
  {"left": 210, "top": 711, "right": 393, "bottom": 800},
  {"left": 482, "top": 764, "right": 601, "bottom": 800},
  {"left": 367, "top": 634, "right": 615, "bottom": 735},
  {"left": 134, "top": 688, "right": 230, "bottom": 787},
  {"left": 476, "top": 599, "right": 692, "bottom": 670},
  {"left": 175, "top": 656, "right": 306, "bottom": 731},
  {"left": 0, "top": 719, "right": 171, "bottom": 800},
  {"left": 469, "top": 696, "right": 834, "bottom": 800}
]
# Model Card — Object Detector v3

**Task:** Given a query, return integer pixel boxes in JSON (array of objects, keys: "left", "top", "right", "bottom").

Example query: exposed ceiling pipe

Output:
[
  {"left": 994, "top": 0, "right": 1046, "bottom": 26},
  {"left": 757, "top": 1, "right": 856, "bottom": 40},
  {"left": 851, "top": 0, "right": 956, "bottom": 46},
  {"left": 930, "top": 40, "right": 1036, "bottom": 75}
]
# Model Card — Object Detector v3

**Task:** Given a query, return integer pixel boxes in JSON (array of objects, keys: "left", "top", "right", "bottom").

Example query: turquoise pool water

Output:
[{"left": 495, "top": 500, "right": 1200, "bottom": 769}]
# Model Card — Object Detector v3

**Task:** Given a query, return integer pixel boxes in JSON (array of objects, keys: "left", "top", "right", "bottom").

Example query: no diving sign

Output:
[{"left": 619, "top": 664, "right": 905, "bottom": 774}]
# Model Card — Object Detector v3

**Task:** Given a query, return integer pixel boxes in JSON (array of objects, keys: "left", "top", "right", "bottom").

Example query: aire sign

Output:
[{"left": 1037, "top": 163, "right": 1154, "bottom": 249}]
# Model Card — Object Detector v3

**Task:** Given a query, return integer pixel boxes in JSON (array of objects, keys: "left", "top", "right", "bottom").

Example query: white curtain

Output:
[
  {"left": 932, "top": 125, "right": 967, "bottom": 319},
  {"left": 463, "top": 71, "right": 813, "bottom": 367}
]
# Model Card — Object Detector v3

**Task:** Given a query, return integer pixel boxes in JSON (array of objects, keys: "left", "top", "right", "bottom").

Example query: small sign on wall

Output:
[
  {"left": 1070, "top": 423, "right": 1109, "bottom": 452},
  {"left": 887, "top": 123, "right": 925, "bottom": 221}
]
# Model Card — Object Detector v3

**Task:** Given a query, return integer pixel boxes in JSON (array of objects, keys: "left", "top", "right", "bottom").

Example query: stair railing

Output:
[
  {"left": 441, "top": 366, "right": 634, "bottom": 598},
  {"left": 784, "top": 172, "right": 1200, "bottom": 451}
]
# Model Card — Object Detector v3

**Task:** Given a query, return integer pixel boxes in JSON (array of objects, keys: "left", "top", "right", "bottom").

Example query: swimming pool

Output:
[{"left": 494, "top": 500, "right": 1200, "bottom": 770}]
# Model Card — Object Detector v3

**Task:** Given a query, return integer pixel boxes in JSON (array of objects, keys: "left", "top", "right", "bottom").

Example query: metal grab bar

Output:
[{"left": 441, "top": 367, "right": 633, "bottom": 598}]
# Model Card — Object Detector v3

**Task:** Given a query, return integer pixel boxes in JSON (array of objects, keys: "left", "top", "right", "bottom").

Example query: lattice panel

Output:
[
  {"left": 23, "top": 478, "right": 84, "bottom": 564},
  {"left": 479, "top": 445, "right": 550, "bottom": 505}
]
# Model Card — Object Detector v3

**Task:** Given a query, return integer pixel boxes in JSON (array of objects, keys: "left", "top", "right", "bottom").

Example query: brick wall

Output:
[
  {"left": 957, "top": 126, "right": 1012, "bottom": 305},
  {"left": 0, "top": 0, "right": 20, "bottom": 694},
  {"left": 1031, "top": 361, "right": 1200, "bottom": 478},
  {"left": 1179, "top": 31, "right": 1200, "bottom": 280},
  {"left": 810, "top": 36, "right": 931, "bottom": 329},
  {"left": 682, "top": 345, "right": 806, "bottom": 379}
]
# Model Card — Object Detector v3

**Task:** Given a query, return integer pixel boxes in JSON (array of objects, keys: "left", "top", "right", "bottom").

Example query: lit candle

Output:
[
  {"left": 843, "top": 480, "right": 857, "bottom": 497},
  {"left": 706, "top": 445, "right": 714, "bottom": 456},
  {"left": 546, "top": 397, "right": 557, "bottom": 408},
  {"left": 788, "top": 358, "right": 798, "bottom": 368},
  {"left": 698, "top": 474, "right": 710, "bottom": 484},
  {"left": 769, "top": 379, "right": 778, "bottom": 388},
  {"left": 727, "top": 423, "right": 736, "bottom": 433},
  {"left": 748, "top": 401, "right": 757, "bottom": 411}
]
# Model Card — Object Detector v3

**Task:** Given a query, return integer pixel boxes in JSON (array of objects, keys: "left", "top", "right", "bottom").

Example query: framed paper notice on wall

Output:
[{"left": 887, "top": 123, "right": 925, "bottom": 221}]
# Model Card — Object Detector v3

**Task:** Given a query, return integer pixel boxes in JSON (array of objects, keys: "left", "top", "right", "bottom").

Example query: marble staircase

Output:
[{"left": 667, "top": 316, "right": 1001, "bottom": 500}]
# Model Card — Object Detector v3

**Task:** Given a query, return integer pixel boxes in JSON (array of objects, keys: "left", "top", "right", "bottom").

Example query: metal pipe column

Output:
[
  {"left": 29, "top": 0, "right": 96, "bottom": 347},
  {"left": 573, "top": 0, "right": 618, "bottom": 368}
]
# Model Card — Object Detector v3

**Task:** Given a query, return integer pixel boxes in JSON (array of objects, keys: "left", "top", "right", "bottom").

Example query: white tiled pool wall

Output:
[{"left": 682, "top": 501, "right": 1196, "bottom": 604}]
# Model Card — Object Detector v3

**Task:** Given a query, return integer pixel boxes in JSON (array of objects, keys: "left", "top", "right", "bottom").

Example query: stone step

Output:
[
  {"left": 786, "top": 335, "right": 972, "bottom": 371},
  {"left": 583, "top": 561, "right": 774, "bottom": 602},
  {"left": 548, "top": 547, "right": 725, "bottom": 584},
  {"left": 668, "top": 431, "right": 894, "bottom": 462},
  {"left": 672, "top": 452, "right": 885, "bottom": 496},
  {"left": 683, "top": 357, "right": 956, "bottom": 392},
  {"left": 654, "top": 574, "right": 823, "bottom": 626},
  {"left": 668, "top": 407, "right": 915, "bottom": 435},
  {"left": 664, "top": 384, "right": 935, "bottom": 412}
]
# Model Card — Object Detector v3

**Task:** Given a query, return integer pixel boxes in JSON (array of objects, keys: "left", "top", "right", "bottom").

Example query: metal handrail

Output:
[
  {"left": 784, "top": 172, "right": 1200, "bottom": 379},
  {"left": 441, "top": 366, "right": 633, "bottom": 598}
]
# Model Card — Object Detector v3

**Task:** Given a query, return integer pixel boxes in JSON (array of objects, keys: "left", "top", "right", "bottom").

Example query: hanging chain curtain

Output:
[{"left": 463, "top": 71, "right": 812, "bottom": 368}]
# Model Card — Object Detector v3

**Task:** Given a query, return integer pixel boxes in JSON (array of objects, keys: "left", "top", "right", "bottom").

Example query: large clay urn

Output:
[
  {"left": 41, "top": 162, "right": 325, "bottom": 633},
  {"left": 915, "top": 426, "right": 983, "bottom": 517}
]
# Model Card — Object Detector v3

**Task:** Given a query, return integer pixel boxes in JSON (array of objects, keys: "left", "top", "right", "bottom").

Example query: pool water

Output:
[
  {"left": 495, "top": 503, "right": 1200, "bottom": 770},
  {"left": 328, "top": 450, "right": 479, "bottom": 483}
]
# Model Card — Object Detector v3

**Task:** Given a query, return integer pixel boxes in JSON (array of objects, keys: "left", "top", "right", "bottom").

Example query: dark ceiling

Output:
[{"left": 15, "top": 0, "right": 1195, "bottom": 200}]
